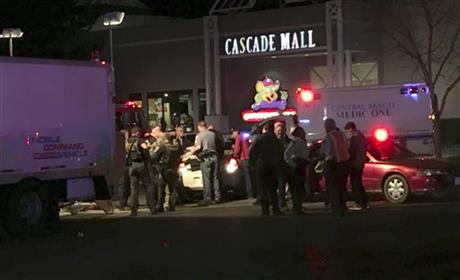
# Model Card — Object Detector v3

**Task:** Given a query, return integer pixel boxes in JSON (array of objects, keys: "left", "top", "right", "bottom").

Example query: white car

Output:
[
  {"left": 178, "top": 146, "right": 244, "bottom": 197},
  {"left": 178, "top": 150, "right": 203, "bottom": 191}
]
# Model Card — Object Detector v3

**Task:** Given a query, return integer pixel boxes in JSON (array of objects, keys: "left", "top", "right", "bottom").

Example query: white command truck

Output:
[
  {"left": 295, "top": 83, "right": 433, "bottom": 154},
  {"left": 0, "top": 57, "right": 115, "bottom": 234}
]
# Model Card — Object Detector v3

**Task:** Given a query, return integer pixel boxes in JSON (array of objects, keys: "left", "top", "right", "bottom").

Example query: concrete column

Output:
[
  {"left": 345, "top": 50, "right": 352, "bottom": 86},
  {"left": 203, "top": 17, "right": 213, "bottom": 115},
  {"left": 336, "top": 0, "right": 344, "bottom": 87},
  {"left": 213, "top": 16, "right": 222, "bottom": 115},
  {"left": 141, "top": 92, "right": 149, "bottom": 128},
  {"left": 191, "top": 88, "right": 200, "bottom": 126},
  {"left": 325, "top": 2, "right": 334, "bottom": 88}
]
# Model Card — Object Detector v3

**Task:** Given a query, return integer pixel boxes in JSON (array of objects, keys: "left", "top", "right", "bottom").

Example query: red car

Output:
[{"left": 308, "top": 138, "right": 460, "bottom": 203}]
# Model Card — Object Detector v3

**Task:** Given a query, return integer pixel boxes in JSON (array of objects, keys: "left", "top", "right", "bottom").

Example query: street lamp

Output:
[
  {"left": 102, "top": 11, "right": 125, "bottom": 68},
  {"left": 0, "top": 28, "right": 23, "bottom": 57}
]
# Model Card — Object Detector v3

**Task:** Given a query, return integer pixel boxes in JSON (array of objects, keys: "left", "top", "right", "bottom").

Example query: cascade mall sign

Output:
[{"left": 224, "top": 30, "right": 316, "bottom": 56}]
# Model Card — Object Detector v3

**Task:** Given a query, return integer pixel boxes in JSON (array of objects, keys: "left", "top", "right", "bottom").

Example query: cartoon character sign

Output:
[{"left": 251, "top": 76, "right": 288, "bottom": 111}]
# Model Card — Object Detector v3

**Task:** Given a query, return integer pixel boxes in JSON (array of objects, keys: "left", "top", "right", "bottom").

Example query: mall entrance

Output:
[{"left": 129, "top": 89, "right": 206, "bottom": 133}]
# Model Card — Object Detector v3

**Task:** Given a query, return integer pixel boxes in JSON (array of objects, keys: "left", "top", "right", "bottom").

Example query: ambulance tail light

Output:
[
  {"left": 373, "top": 128, "right": 389, "bottom": 142},
  {"left": 296, "top": 87, "right": 320, "bottom": 103},
  {"left": 226, "top": 158, "right": 239, "bottom": 174}
]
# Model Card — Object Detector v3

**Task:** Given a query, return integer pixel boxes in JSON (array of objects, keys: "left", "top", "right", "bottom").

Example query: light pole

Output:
[
  {"left": 102, "top": 12, "right": 125, "bottom": 68},
  {"left": 0, "top": 28, "right": 23, "bottom": 57}
]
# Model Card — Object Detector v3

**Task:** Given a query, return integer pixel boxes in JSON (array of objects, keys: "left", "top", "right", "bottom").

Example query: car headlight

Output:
[
  {"left": 178, "top": 163, "right": 189, "bottom": 174},
  {"left": 421, "top": 169, "right": 449, "bottom": 176},
  {"left": 225, "top": 158, "right": 239, "bottom": 174}
]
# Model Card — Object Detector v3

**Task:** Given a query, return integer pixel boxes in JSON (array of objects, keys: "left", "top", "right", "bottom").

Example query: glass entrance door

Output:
[{"left": 147, "top": 90, "right": 195, "bottom": 130}]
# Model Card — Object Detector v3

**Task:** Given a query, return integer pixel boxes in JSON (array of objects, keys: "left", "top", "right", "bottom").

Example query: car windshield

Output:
[{"left": 368, "top": 140, "right": 417, "bottom": 161}]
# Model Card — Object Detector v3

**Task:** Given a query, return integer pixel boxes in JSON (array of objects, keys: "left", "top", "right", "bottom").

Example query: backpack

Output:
[{"left": 211, "top": 129, "right": 225, "bottom": 159}]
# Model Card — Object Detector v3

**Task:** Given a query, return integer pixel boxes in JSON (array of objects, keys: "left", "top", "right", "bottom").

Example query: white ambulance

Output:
[{"left": 294, "top": 83, "right": 433, "bottom": 155}]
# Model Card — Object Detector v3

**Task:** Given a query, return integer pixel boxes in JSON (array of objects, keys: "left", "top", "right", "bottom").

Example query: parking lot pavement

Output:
[
  {"left": 60, "top": 198, "right": 459, "bottom": 219},
  {"left": 2, "top": 199, "right": 460, "bottom": 279}
]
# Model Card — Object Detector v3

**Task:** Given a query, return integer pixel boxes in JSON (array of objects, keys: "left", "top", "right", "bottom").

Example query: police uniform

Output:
[
  {"left": 154, "top": 139, "right": 181, "bottom": 211},
  {"left": 146, "top": 135, "right": 163, "bottom": 211},
  {"left": 195, "top": 130, "right": 221, "bottom": 204},
  {"left": 126, "top": 136, "right": 156, "bottom": 216}
]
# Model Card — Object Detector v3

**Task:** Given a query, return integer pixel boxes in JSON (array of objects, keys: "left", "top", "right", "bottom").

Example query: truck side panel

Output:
[{"left": 0, "top": 61, "right": 114, "bottom": 178}]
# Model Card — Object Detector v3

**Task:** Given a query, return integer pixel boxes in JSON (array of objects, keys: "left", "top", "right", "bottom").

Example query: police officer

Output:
[
  {"left": 153, "top": 133, "right": 182, "bottom": 211},
  {"left": 249, "top": 121, "right": 285, "bottom": 216},
  {"left": 192, "top": 121, "right": 221, "bottom": 206},
  {"left": 146, "top": 125, "right": 165, "bottom": 212},
  {"left": 320, "top": 118, "right": 350, "bottom": 217},
  {"left": 126, "top": 127, "right": 156, "bottom": 216}
]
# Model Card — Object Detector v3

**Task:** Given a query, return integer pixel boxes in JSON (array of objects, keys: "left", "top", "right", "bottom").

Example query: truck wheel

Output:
[
  {"left": 7, "top": 180, "right": 49, "bottom": 235},
  {"left": 383, "top": 174, "right": 410, "bottom": 204}
]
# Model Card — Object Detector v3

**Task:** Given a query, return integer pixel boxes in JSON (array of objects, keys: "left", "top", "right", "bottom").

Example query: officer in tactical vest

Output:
[
  {"left": 126, "top": 127, "right": 156, "bottom": 216},
  {"left": 151, "top": 132, "right": 181, "bottom": 211},
  {"left": 145, "top": 124, "right": 164, "bottom": 211}
]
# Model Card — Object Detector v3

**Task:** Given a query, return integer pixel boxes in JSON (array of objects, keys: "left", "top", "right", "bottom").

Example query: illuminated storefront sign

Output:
[
  {"left": 224, "top": 30, "right": 316, "bottom": 56},
  {"left": 241, "top": 108, "right": 297, "bottom": 123},
  {"left": 241, "top": 76, "right": 297, "bottom": 123}
]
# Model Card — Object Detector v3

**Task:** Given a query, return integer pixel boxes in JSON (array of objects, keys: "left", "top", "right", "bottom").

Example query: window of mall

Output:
[
  {"left": 311, "top": 62, "right": 379, "bottom": 89},
  {"left": 146, "top": 90, "right": 196, "bottom": 132}
]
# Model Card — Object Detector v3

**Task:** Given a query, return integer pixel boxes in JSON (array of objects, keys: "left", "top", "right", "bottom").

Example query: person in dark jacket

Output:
[
  {"left": 284, "top": 127, "right": 309, "bottom": 215},
  {"left": 274, "top": 121, "right": 291, "bottom": 209},
  {"left": 249, "top": 121, "right": 285, "bottom": 216},
  {"left": 345, "top": 122, "right": 369, "bottom": 210},
  {"left": 126, "top": 127, "right": 156, "bottom": 216},
  {"left": 118, "top": 129, "right": 131, "bottom": 209},
  {"left": 174, "top": 125, "right": 192, "bottom": 152}
]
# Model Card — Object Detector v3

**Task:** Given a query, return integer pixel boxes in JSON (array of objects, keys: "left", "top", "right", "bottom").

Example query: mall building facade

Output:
[{"left": 94, "top": 0, "right": 459, "bottom": 140}]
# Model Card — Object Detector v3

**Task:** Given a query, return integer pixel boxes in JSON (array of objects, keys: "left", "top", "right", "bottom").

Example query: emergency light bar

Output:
[{"left": 400, "top": 84, "right": 429, "bottom": 95}]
